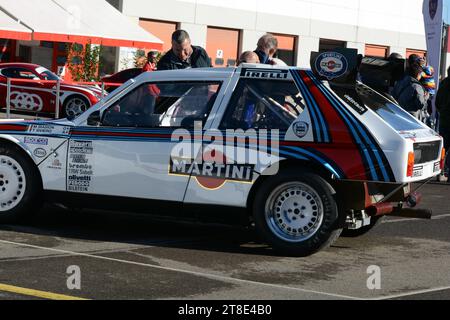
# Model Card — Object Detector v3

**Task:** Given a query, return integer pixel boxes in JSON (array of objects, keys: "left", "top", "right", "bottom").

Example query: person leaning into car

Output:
[{"left": 157, "top": 30, "right": 212, "bottom": 71}]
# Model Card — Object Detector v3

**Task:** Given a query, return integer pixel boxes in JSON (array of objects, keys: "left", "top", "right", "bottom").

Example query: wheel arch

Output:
[
  {"left": 246, "top": 159, "right": 337, "bottom": 218},
  {"left": 0, "top": 136, "right": 43, "bottom": 189}
]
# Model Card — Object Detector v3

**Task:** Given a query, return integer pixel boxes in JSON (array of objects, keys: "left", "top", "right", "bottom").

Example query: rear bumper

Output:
[{"left": 334, "top": 180, "right": 433, "bottom": 220}]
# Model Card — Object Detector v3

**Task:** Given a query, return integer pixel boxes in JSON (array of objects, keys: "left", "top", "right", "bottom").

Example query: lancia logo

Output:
[{"left": 429, "top": 0, "right": 438, "bottom": 20}]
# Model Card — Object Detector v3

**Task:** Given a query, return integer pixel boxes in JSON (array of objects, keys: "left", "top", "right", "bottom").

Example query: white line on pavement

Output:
[
  {"left": 383, "top": 214, "right": 450, "bottom": 224},
  {"left": 374, "top": 286, "right": 450, "bottom": 300},
  {"left": 0, "top": 239, "right": 360, "bottom": 300}
]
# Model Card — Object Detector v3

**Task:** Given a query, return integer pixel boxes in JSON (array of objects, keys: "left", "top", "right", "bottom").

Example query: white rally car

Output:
[{"left": 0, "top": 49, "right": 444, "bottom": 256}]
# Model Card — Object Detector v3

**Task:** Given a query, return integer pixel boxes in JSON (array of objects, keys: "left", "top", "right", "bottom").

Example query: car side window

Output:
[
  {"left": 220, "top": 79, "right": 306, "bottom": 131},
  {"left": 101, "top": 81, "right": 221, "bottom": 128},
  {"left": 0, "top": 67, "right": 38, "bottom": 80}
]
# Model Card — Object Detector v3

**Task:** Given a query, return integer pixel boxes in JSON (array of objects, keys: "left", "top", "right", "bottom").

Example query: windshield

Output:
[
  {"left": 35, "top": 66, "right": 60, "bottom": 81},
  {"left": 331, "top": 82, "right": 425, "bottom": 132}
]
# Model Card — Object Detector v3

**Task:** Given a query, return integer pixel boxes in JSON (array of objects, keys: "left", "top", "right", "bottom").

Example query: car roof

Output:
[
  {"left": 0, "top": 63, "right": 41, "bottom": 70},
  {"left": 133, "top": 64, "right": 309, "bottom": 82}
]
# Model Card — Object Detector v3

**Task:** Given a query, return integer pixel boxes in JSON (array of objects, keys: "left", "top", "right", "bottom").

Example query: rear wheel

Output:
[
  {"left": 0, "top": 145, "right": 42, "bottom": 223},
  {"left": 253, "top": 171, "right": 342, "bottom": 257}
]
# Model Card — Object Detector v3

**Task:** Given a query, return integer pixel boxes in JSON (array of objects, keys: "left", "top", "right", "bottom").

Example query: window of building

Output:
[
  {"left": 220, "top": 79, "right": 306, "bottom": 131},
  {"left": 139, "top": 19, "right": 178, "bottom": 54},
  {"left": 273, "top": 33, "right": 297, "bottom": 66},
  {"left": 406, "top": 49, "right": 427, "bottom": 59},
  {"left": 319, "top": 39, "right": 347, "bottom": 52},
  {"left": 365, "top": 44, "right": 389, "bottom": 58},
  {"left": 206, "top": 27, "right": 240, "bottom": 67},
  {"left": 102, "top": 82, "right": 221, "bottom": 128}
]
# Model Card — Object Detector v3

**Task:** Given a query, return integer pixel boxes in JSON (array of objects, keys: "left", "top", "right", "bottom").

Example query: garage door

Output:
[{"left": 206, "top": 27, "right": 240, "bottom": 67}]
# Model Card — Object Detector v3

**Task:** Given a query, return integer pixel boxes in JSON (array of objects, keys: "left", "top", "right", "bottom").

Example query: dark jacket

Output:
[
  {"left": 392, "top": 75, "right": 428, "bottom": 113},
  {"left": 254, "top": 50, "right": 270, "bottom": 64},
  {"left": 157, "top": 46, "right": 212, "bottom": 71},
  {"left": 436, "top": 77, "right": 450, "bottom": 129}
]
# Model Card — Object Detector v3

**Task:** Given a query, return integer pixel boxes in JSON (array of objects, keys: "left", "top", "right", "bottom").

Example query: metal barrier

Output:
[{"left": 2, "top": 78, "right": 122, "bottom": 120}]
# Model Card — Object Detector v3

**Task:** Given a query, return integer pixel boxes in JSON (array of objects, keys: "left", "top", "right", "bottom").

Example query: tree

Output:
[{"left": 67, "top": 42, "right": 103, "bottom": 82}]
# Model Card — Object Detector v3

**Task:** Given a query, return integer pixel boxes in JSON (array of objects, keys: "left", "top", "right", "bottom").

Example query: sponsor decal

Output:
[
  {"left": 343, "top": 94, "right": 368, "bottom": 115},
  {"left": 241, "top": 68, "right": 289, "bottom": 80},
  {"left": 10, "top": 92, "right": 43, "bottom": 112},
  {"left": 24, "top": 137, "right": 49, "bottom": 146},
  {"left": 69, "top": 141, "right": 93, "bottom": 155},
  {"left": 48, "top": 158, "right": 63, "bottom": 170},
  {"left": 315, "top": 52, "right": 348, "bottom": 80},
  {"left": 293, "top": 121, "right": 309, "bottom": 139},
  {"left": 33, "top": 148, "right": 47, "bottom": 158},
  {"left": 68, "top": 140, "right": 94, "bottom": 192},
  {"left": 28, "top": 124, "right": 71, "bottom": 135},
  {"left": 170, "top": 150, "right": 255, "bottom": 190},
  {"left": 434, "top": 161, "right": 441, "bottom": 173}
]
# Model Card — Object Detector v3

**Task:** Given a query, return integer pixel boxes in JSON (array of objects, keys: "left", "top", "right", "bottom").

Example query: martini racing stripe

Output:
[
  {"left": 70, "top": 128, "right": 345, "bottom": 178},
  {"left": 291, "top": 70, "right": 330, "bottom": 143},
  {"left": 304, "top": 71, "right": 395, "bottom": 182}
]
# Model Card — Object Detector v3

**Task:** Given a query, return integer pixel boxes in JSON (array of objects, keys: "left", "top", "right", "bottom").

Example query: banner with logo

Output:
[{"left": 423, "top": 0, "right": 444, "bottom": 119}]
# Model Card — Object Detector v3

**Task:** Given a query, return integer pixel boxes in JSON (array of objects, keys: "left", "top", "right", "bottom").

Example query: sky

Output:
[{"left": 445, "top": 0, "right": 450, "bottom": 23}]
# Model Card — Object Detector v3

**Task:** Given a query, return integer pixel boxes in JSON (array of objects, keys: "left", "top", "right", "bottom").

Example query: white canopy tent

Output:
[
  {"left": 53, "top": 0, "right": 163, "bottom": 49},
  {"left": 0, "top": 0, "right": 163, "bottom": 49},
  {"left": 0, "top": 9, "right": 32, "bottom": 40}
]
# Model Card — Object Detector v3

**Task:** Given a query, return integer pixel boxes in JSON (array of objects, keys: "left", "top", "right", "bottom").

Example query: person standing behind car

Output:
[
  {"left": 436, "top": 66, "right": 450, "bottom": 178},
  {"left": 143, "top": 51, "right": 158, "bottom": 72},
  {"left": 254, "top": 34, "right": 287, "bottom": 66},
  {"left": 392, "top": 57, "right": 429, "bottom": 120},
  {"left": 157, "top": 30, "right": 212, "bottom": 71}
]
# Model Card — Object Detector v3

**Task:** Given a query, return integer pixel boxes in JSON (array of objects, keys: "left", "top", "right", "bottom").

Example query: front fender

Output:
[{"left": 0, "top": 134, "right": 34, "bottom": 161}]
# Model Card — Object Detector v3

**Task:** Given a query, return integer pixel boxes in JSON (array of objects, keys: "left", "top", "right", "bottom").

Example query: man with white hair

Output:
[{"left": 254, "top": 33, "right": 287, "bottom": 66}]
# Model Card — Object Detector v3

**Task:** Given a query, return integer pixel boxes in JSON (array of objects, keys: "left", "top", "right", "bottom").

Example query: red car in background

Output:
[
  {"left": 0, "top": 63, "right": 103, "bottom": 118},
  {"left": 101, "top": 68, "right": 144, "bottom": 93}
]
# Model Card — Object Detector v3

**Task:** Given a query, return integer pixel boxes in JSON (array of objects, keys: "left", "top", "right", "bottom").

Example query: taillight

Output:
[
  {"left": 441, "top": 148, "right": 446, "bottom": 170},
  {"left": 407, "top": 152, "right": 415, "bottom": 177}
]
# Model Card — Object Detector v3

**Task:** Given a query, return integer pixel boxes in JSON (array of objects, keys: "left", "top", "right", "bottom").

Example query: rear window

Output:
[{"left": 332, "top": 83, "right": 425, "bottom": 131}]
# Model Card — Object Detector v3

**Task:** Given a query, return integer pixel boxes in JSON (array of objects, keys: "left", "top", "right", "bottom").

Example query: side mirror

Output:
[{"left": 87, "top": 111, "right": 101, "bottom": 126}]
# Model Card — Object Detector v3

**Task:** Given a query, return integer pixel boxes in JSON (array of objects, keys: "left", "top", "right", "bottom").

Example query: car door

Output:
[{"left": 67, "top": 79, "right": 227, "bottom": 213}]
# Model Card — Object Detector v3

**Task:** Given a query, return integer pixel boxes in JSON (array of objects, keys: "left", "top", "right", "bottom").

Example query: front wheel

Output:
[
  {"left": 0, "top": 145, "right": 42, "bottom": 223},
  {"left": 253, "top": 171, "right": 342, "bottom": 257}
]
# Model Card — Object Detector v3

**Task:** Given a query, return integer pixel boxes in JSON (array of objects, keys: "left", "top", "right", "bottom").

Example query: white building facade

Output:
[{"left": 115, "top": 0, "right": 427, "bottom": 69}]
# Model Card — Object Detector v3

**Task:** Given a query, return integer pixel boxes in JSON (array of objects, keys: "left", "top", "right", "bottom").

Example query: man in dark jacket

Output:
[
  {"left": 436, "top": 66, "right": 450, "bottom": 178},
  {"left": 392, "top": 63, "right": 428, "bottom": 120},
  {"left": 157, "top": 30, "right": 212, "bottom": 71}
]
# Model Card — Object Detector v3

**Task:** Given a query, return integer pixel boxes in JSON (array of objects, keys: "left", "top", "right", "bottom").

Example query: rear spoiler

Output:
[{"left": 310, "top": 48, "right": 406, "bottom": 89}]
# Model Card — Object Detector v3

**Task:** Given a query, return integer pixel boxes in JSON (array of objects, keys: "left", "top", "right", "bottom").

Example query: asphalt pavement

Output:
[{"left": 0, "top": 183, "right": 449, "bottom": 301}]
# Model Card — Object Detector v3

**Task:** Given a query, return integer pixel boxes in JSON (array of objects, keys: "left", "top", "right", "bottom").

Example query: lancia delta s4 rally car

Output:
[{"left": 0, "top": 49, "right": 444, "bottom": 256}]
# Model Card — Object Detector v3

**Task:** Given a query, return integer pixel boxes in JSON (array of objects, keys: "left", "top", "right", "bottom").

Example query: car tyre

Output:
[
  {"left": 0, "top": 145, "right": 42, "bottom": 224},
  {"left": 253, "top": 170, "right": 342, "bottom": 257}
]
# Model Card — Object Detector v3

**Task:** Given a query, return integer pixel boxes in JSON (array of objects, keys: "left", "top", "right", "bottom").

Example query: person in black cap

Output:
[{"left": 157, "top": 30, "right": 212, "bottom": 71}]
